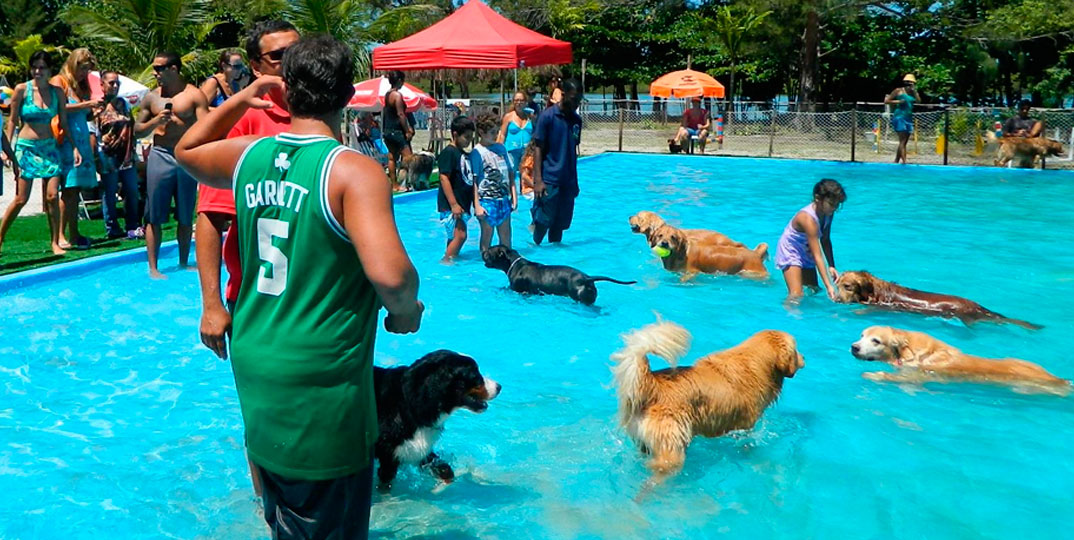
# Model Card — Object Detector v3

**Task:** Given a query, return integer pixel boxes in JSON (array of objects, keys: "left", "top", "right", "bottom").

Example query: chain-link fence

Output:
[
  {"left": 577, "top": 101, "right": 1074, "bottom": 170},
  {"left": 352, "top": 99, "right": 1074, "bottom": 170}
]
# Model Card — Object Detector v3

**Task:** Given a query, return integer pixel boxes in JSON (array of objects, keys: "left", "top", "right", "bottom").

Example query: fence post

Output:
[
  {"left": 942, "top": 107, "right": 950, "bottom": 165},
  {"left": 618, "top": 108, "right": 624, "bottom": 152},
  {"left": 768, "top": 105, "right": 777, "bottom": 157},
  {"left": 850, "top": 104, "right": 857, "bottom": 162}
]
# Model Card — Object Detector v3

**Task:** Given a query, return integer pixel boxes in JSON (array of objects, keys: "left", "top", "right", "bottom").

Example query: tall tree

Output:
[{"left": 707, "top": 5, "right": 771, "bottom": 106}]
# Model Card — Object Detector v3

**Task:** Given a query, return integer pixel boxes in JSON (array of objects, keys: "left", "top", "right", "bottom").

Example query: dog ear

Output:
[{"left": 889, "top": 330, "right": 914, "bottom": 364}]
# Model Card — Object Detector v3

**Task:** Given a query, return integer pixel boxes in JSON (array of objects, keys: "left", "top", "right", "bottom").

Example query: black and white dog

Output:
[
  {"left": 482, "top": 245, "right": 636, "bottom": 305},
  {"left": 373, "top": 350, "right": 501, "bottom": 490}
]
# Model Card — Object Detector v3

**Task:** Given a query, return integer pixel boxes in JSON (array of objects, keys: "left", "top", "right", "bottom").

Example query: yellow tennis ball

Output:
[{"left": 652, "top": 246, "right": 671, "bottom": 258}]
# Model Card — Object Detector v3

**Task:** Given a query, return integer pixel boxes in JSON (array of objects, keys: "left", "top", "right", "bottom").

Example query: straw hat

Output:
[{"left": 902, "top": 73, "right": 917, "bottom": 83}]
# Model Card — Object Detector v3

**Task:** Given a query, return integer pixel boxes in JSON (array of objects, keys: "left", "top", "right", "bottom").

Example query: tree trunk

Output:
[
  {"left": 630, "top": 81, "right": 639, "bottom": 110},
  {"left": 728, "top": 59, "right": 736, "bottom": 123},
  {"left": 798, "top": 6, "right": 819, "bottom": 113},
  {"left": 613, "top": 82, "right": 627, "bottom": 109}
]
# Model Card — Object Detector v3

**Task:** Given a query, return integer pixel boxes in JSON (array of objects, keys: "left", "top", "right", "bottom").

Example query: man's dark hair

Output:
[
  {"left": 561, "top": 78, "right": 582, "bottom": 94},
  {"left": 283, "top": 35, "right": 355, "bottom": 118},
  {"left": 155, "top": 50, "right": 182, "bottom": 70},
  {"left": 245, "top": 19, "right": 298, "bottom": 61},
  {"left": 1018, "top": 99, "right": 1032, "bottom": 110},
  {"left": 813, "top": 178, "right": 847, "bottom": 205},
  {"left": 387, "top": 70, "right": 405, "bottom": 88},
  {"left": 450, "top": 115, "right": 475, "bottom": 135},
  {"left": 475, "top": 113, "right": 499, "bottom": 135},
  {"left": 100, "top": 69, "right": 119, "bottom": 79},
  {"left": 28, "top": 50, "right": 53, "bottom": 70}
]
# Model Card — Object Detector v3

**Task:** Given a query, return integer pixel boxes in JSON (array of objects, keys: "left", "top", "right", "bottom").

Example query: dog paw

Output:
[{"left": 862, "top": 372, "right": 890, "bottom": 382}]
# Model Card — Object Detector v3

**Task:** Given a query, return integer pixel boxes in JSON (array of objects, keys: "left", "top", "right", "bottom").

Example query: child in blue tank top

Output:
[{"left": 775, "top": 179, "right": 846, "bottom": 302}]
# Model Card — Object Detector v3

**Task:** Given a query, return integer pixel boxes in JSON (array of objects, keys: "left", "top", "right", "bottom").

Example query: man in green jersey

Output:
[{"left": 176, "top": 35, "right": 423, "bottom": 539}]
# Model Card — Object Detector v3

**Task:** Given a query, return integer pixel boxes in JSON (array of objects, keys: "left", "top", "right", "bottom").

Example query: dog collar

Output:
[{"left": 507, "top": 257, "right": 523, "bottom": 275}]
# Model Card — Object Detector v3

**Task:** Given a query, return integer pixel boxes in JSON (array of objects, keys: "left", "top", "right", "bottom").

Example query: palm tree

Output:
[
  {"left": 0, "top": 35, "right": 68, "bottom": 79},
  {"left": 708, "top": 5, "right": 771, "bottom": 107},
  {"left": 287, "top": 0, "right": 380, "bottom": 76},
  {"left": 62, "top": 0, "right": 219, "bottom": 82}
]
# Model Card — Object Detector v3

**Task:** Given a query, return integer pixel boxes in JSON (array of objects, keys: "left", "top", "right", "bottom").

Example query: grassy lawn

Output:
[{"left": 0, "top": 209, "right": 178, "bottom": 276}]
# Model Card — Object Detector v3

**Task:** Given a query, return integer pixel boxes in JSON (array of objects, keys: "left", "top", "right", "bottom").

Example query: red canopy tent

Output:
[{"left": 372, "top": 0, "right": 572, "bottom": 70}]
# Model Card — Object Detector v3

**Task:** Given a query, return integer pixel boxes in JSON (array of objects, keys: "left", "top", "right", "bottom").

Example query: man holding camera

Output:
[{"left": 135, "top": 50, "right": 209, "bottom": 278}]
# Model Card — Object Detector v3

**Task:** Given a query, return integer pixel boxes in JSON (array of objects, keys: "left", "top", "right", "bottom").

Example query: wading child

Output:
[
  {"left": 468, "top": 113, "right": 517, "bottom": 252},
  {"left": 437, "top": 115, "right": 475, "bottom": 261},
  {"left": 775, "top": 178, "right": 846, "bottom": 301}
]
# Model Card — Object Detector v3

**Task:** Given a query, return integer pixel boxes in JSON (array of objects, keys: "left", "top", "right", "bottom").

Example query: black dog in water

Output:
[
  {"left": 373, "top": 350, "right": 501, "bottom": 491},
  {"left": 482, "top": 245, "right": 636, "bottom": 305}
]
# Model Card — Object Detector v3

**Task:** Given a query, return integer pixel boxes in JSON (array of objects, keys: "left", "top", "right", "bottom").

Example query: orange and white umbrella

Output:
[
  {"left": 348, "top": 76, "right": 437, "bottom": 112},
  {"left": 88, "top": 71, "right": 150, "bottom": 106},
  {"left": 649, "top": 69, "right": 725, "bottom": 99}
]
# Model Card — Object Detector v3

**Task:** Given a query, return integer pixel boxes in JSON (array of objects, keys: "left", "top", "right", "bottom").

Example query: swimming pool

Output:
[{"left": 2, "top": 153, "right": 1072, "bottom": 539}]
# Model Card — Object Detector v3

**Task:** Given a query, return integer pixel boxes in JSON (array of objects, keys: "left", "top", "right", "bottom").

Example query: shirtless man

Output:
[{"left": 135, "top": 50, "right": 209, "bottom": 278}]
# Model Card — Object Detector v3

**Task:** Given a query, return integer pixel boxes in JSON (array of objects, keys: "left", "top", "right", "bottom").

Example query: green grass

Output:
[
  {"left": 0, "top": 205, "right": 178, "bottom": 276},
  {"left": 0, "top": 173, "right": 437, "bottom": 277}
]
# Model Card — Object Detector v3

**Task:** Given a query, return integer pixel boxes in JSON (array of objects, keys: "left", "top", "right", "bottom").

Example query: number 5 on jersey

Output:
[{"left": 257, "top": 217, "right": 290, "bottom": 296}]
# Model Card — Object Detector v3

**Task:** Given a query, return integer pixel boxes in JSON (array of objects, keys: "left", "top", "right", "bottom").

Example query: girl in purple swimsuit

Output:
[{"left": 775, "top": 179, "right": 847, "bottom": 301}]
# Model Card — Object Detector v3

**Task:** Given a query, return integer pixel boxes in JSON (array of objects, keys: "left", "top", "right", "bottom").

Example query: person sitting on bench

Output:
[{"left": 1003, "top": 100, "right": 1043, "bottom": 138}]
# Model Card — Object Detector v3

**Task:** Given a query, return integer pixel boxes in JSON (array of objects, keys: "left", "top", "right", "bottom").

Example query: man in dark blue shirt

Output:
[{"left": 531, "top": 78, "right": 583, "bottom": 245}]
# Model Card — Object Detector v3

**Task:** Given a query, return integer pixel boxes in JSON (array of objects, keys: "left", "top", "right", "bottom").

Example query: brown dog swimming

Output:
[
  {"left": 851, "top": 326, "right": 1069, "bottom": 395},
  {"left": 612, "top": 320, "right": 803, "bottom": 482},
  {"left": 835, "top": 271, "right": 1041, "bottom": 329}
]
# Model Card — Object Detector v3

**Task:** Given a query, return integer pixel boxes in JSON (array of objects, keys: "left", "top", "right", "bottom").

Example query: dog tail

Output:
[
  {"left": 610, "top": 320, "right": 692, "bottom": 415},
  {"left": 587, "top": 276, "right": 638, "bottom": 285},
  {"left": 753, "top": 242, "right": 769, "bottom": 261},
  {"left": 1005, "top": 317, "right": 1044, "bottom": 331}
]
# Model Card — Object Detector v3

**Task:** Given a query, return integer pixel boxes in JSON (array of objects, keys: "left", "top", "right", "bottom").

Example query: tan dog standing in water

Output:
[
  {"left": 628, "top": 211, "right": 746, "bottom": 248},
  {"left": 850, "top": 326, "right": 1069, "bottom": 395},
  {"left": 648, "top": 224, "right": 769, "bottom": 280},
  {"left": 611, "top": 320, "right": 804, "bottom": 485}
]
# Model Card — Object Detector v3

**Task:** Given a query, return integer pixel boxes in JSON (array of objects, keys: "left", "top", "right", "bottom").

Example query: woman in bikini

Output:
[
  {"left": 200, "top": 50, "right": 250, "bottom": 109},
  {"left": 0, "top": 50, "right": 81, "bottom": 256}
]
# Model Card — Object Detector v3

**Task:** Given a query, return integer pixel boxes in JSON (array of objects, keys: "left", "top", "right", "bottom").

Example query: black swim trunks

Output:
[
  {"left": 257, "top": 463, "right": 373, "bottom": 540},
  {"left": 383, "top": 129, "right": 408, "bottom": 155}
]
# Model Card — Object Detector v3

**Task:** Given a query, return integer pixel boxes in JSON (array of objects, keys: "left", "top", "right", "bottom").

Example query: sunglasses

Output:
[
  {"left": 229, "top": 62, "right": 245, "bottom": 69},
  {"left": 152, "top": 64, "right": 175, "bottom": 73},
  {"left": 259, "top": 47, "right": 289, "bottom": 63}
]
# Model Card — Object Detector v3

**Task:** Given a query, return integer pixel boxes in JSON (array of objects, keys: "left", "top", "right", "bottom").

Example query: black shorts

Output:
[
  {"left": 530, "top": 182, "right": 578, "bottom": 231},
  {"left": 257, "top": 463, "right": 374, "bottom": 540},
  {"left": 383, "top": 130, "right": 409, "bottom": 156}
]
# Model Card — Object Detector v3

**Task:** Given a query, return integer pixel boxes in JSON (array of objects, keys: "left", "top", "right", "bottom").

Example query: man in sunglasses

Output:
[
  {"left": 135, "top": 50, "right": 209, "bottom": 278},
  {"left": 194, "top": 19, "right": 300, "bottom": 498}
]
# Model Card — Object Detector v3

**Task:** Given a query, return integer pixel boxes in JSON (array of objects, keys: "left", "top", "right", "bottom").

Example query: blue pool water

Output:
[{"left": 2, "top": 154, "right": 1073, "bottom": 539}]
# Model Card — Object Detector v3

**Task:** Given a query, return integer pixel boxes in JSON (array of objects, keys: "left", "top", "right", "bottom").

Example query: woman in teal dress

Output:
[
  {"left": 884, "top": 73, "right": 920, "bottom": 164},
  {"left": 497, "top": 91, "right": 534, "bottom": 173},
  {"left": 53, "top": 48, "right": 100, "bottom": 250},
  {"left": 0, "top": 50, "right": 81, "bottom": 257}
]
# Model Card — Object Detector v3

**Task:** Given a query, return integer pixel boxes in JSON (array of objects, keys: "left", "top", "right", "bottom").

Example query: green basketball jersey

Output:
[{"left": 230, "top": 133, "right": 379, "bottom": 481}]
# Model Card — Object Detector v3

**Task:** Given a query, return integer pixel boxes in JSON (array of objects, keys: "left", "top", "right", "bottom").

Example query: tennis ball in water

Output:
[{"left": 652, "top": 246, "right": 672, "bottom": 258}]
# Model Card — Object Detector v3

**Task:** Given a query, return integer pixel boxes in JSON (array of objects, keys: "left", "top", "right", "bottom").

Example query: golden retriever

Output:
[
  {"left": 984, "top": 132, "right": 1065, "bottom": 169},
  {"left": 850, "top": 326, "right": 1069, "bottom": 395},
  {"left": 611, "top": 320, "right": 804, "bottom": 482},
  {"left": 648, "top": 224, "right": 768, "bottom": 280},
  {"left": 835, "top": 271, "right": 1041, "bottom": 329},
  {"left": 628, "top": 211, "right": 746, "bottom": 248}
]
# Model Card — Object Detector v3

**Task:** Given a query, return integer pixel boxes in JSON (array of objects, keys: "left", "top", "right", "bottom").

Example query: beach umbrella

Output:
[
  {"left": 347, "top": 76, "right": 438, "bottom": 113},
  {"left": 88, "top": 71, "right": 150, "bottom": 106},
  {"left": 649, "top": 69, "right": 725, "bottom": 99}
]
